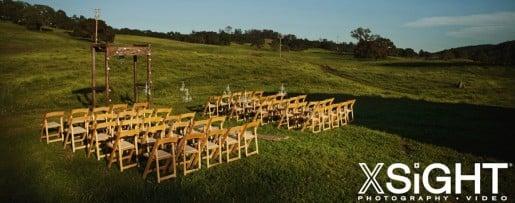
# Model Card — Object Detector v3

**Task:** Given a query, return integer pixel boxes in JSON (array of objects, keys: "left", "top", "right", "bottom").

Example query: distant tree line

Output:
[
  {"left": 349, "top": 27, "right": 515, "bottom": 64},
  {"left": 0, "top": 0, "right": 115, "bottom": 42},
  {"left": 116, "top": 26, "right": 356, "bottom": 52}
]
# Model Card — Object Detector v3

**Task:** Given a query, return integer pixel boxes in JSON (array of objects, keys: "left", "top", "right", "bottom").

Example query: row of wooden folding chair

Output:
[
  {"left": 230, "top": 92, "right": 288, "bottom": 122},
  {"left": 277, "top": 102, "right": 308, "bottom": 130},
  {"left": 40, "top": 103, "right": 145, "bottom": 144},
  {"left": 203, "top": 90, "right": 265, "bottom": 117},
  {"left": 87, "top": 115, "right": 168, "bottom": 160},
  {"left": 41, "top": 103, "right": 170, "bottom": 151},
  {"left": 141, "top": 119, "right": 259, "bottom": 183},
  {"left": 301, "top": 99, "right": 356, "bottom": 133}
]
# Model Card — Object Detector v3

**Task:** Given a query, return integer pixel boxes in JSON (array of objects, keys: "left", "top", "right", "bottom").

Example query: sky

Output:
[{"left": 26, "top": 0, "right": 515, "bottom": 52}]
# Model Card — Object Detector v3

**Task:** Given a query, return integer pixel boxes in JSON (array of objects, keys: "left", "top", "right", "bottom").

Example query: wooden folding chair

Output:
[
  {"left": 323, "top": 98, "right": 335, "bottom": 107},
  {"left": 209, "top": 116, "right": 226, "bottom": 131},
  {"left": 272, "top": 99, "right": 288, "bottom": 120},
  {"left": 203, "top": 96, "right": 221, "bottom": 117},
  {"left": 140, "top": 124, "right": 166, "bottom": 156},
  {"left": 204, "top": 129, "right": 226, "bottom": 168},
  {"left": 329, "top": 104, "right": 340, "bottom": 129},
  {"left": 137, "top": 109, "right": 154, "bottom": 119},
  {"left": 253, "top": 91, "right": 264, "bottom": 98},
  {"left": 179, "top": 112, "right": 196, "bottom": 123},
  {"left": 191, "top": 118, "right": 212, "bottom": 134},
  {"left": 229, "top": 95, "right": 246, "bottom": 121},
  {"left": 110, "top": 104, "right": 128, "bottom": 114},
  {"left": 230, "top": 92, "right": 242, "bottom": 108},
  {"left": 301, "top": 107, "right": 323, "bottom": 133},
  {"left": 171, "top": 120, "right": 191, "bottom": 136},
  {"left": 69, "top": 108, "right": 89, "bottom": 120},
  {"left": 338, "top": 101, "right": 349, "bottom": 126},
  {"left": 40, "top": 111, "right": 65, "bottom": 144},
  {"left": 241, "top": 120, "right": 260, "bottom": 156},
  {"left": 116, "top": 110, "right": 137, "bottom": 126},
  {"left": 163, "top": 115, "right": 180, "bottom": 136},
  {"left": 64, "top": 108, "right": 89, "bottom": 152},
  {"left": 278, "top": 102, "right": 305, "bottom": 130},
  {"left": 297, "top": 95, "right": 307, "bottom": 103},
  {"left": 219, "top": 94, "right": 231, "bottom": 113},
  {"left": 132, "top": 102, "right": 149, "bottom": 112},
  {"left": 346, "top": 99, "right": 356, "bottom": 122},
  {"left": 178, "top": 132, "right": 205, "bottom": 175},
  {"left": 307, "top": 101, "right": 320, "bottom": 112},
  {"left": 88, "top": 121, "right": 116, "bottom": 160},
  {"left": 142, "top": 116, "right": 163, "bottom": 131},
  {"left": 91, "top": 113, "right": 114, "bottom": 125},
  {"left": 321, "top": 105, "right": 332, "bottom": 131},
  {"left": 107, "top": 128, "right": 140, "bottom": 172},
  {"left": 163, "top": 115, "right": 180, "bottom": 126},
  {"left": 243, "top": 91, "right": 254, "bottom": 100},
  {"left": 92, "top": 106, "right": 110, "bottom": 115},
  {"left": 142, "top": 136, "right": 178, "bottom": 183},
  {"left": 118, "top": 118, "right": 143, "bottom": 131},
  {"left": 253, "top": 97, "right": 272, "bottom": 125},
  {"left": 154, "top": 107, "right": 172, "bottom": 118},
  {"left": 224, "top": 126, "right": 242, "bottom": 162}
]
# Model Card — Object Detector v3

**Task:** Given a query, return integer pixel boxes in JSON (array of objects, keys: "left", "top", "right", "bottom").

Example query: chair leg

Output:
[
  {"left": 71, "top": 134, "right": 76, "bottom": 152},
  {"left": 206, "top": 148, "right": 210, "bottom": 168},
  {"left": 118, "top": 150, "right": 123, "bottom": 172},
  {"left": 155, "top": 158, "right": 161, "bottom": 183},
  {"left": 45, "top": 127, "right": 50, "bottom": 144},
  {"left": 107, "top": 148, "right": 116, "bottom": 169},
  {"left": 96, "top": 142, "right": 102, "bottom": 160},
  {"left": 254, "top": 138, "right": 259, "bottom": 154},
  {"left": 142, "top": 158, "right": 152, "bottom": 180}
]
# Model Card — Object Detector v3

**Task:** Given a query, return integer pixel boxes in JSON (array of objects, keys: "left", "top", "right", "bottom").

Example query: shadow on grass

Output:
[{"left": 288, "top": 92, "right": 515, "bottom": 162}]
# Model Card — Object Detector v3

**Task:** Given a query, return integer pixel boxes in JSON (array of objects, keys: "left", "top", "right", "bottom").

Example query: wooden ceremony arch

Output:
[{"left": 90, "top": 43, "right": 152, "bottom": 107}]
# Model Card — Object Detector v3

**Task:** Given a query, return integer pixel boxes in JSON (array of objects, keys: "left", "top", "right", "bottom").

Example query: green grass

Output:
[{"left": 1, "top": 21, "right": 514, "bottom": 201}]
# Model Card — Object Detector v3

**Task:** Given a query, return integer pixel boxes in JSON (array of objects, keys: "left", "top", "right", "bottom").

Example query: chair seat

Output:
[
  {"left": 199, "top": 126, "right": 219, "bottom": 132},
  {"left": 220, "top": 102, "right": 229, "bottom": 106},
  {"left": 184, "top": 145, "right": 198, "bottom": 153},
  {"left": 143, "top": 150, "right": 172, "bottom": 159},
  {"left": 243, "top": 131, "right": 256, "bottom": 139},
  {"left": 97, "top": 133, "right": 110, "bottom": 141},
  {"left": 71, "top": 126, "right": 87, "bottom": 134},
  {"left": 142, "top": 137, "right": 156, "bottom": 144},
  {"left": 107, "top": 140, "right": 135, "bottom": 150},
  {"left": 208, "top": 104, "right": 216, "bottom": 108},
  {"left": 225, "top": 137, "right": 238, "bottom": 144},
  {"left": 206, "top": 141, "right": 219, "bottom": 149},
  {"left": 47, "top": 121, "right": 61, "bottom": 128},
  {"left": 191, "top": 129, "right": 202, "bottom": 134}
]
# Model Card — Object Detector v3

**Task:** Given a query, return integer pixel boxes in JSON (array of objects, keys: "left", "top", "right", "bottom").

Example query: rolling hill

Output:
[{"left": 1, "top": 21, "right": 514, "bottom": 201}]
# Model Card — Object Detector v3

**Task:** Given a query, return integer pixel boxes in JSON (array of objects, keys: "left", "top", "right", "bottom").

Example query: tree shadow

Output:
[{"left": 288, "top": 92, "right": 515, "bottom": 161}]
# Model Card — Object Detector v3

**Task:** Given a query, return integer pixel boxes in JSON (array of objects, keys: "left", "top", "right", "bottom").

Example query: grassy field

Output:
[{"left": 1, "top": 21, "right": 514, "bottom": 201}]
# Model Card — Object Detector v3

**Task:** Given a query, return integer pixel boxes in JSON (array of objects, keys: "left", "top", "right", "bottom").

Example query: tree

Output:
[
  {"left": 70, "top": 18, "right": 115, "bottom": 42},
  {"left": 351, "top": 27, "right": 395, "bottom": 59},
  {"left": 350, "top": 27, "right": 378, "bottom": 42},
  {"left": 22, "top": 6, "right": 44, "bottom": 30},
  {"left": 224, "top": 25, "right": 233, "bottom": 34},
  {"left": 418, "top": 49, "right": 431, "bottom": 58}
]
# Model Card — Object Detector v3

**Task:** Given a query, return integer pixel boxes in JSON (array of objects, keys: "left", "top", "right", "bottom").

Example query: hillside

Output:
[
  {"left": 1, "top": 21, "right": 515, "bottom": 201},
  {"left": 434, "top": 40, "right": 515, "bottom": 65}
]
